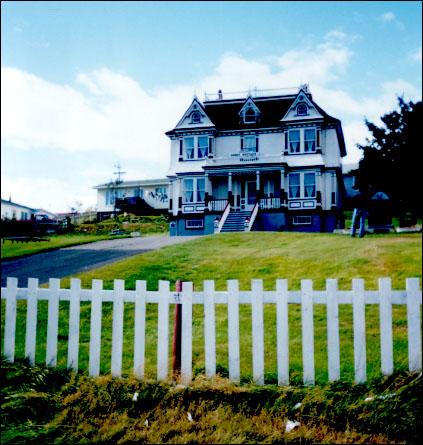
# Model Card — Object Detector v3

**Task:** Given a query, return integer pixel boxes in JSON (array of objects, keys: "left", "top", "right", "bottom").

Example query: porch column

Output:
[
  {"left": 316, "top": 170, "right": 322, "bottom": 209},
  {"left": 204, "top": 173, "right": 210, "bottom": 210},
  {"left": 256, "top": 170, "right": 261, "bottom": 201},
  {"left": 178, "top": 177, "right": 183, "bottom": 214},
  {"left": 168, "top": 180, "right": 173, "bottom": 213},
  {"left": 280, "top": 168, "right": 286, "bottom": 207},
  {"left": 228, "top": 172, "right": 233, "bottom": 206}
]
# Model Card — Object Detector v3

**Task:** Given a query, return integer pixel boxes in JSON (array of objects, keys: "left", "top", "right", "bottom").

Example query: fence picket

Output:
[
  {"left": 379, "top": 278, "right": 393, "bottom": 375},
  {"left": 251, "top": 279, "right": 264, "bottom": 385},
  {"left": 181, "top": 282, "right": 193, "bottom": 385},
  {"left": 111, "top": 279, "right": 125, "bottom": 377},
  {"left": 46, "top": 278, "right": 60, "bottom": 367},
  {"left": 25, "top": 278, "right": 38, "bottom": 366},
  {"left": 406, "top": 278, "right": 422, "bottom": 372},
  {"left": 4, "top": 277, "right": 18, "bottom": 363},
  {"left": 352, "top": 278, "right": 367, "bottom": 383},
  {"left": 326, "top": 279, "right": 340, "bottom": 381},
  {"left": 276, "top": 279, "right": 289, "bottom": 386},
  {"left": 227, "top": 280, "right": 240, "bottom": 382},
  {"left": 301, "top": 279, "right": 315, "bottom": 385},
  {"left": 67, "top": 278, "right": 81, "bottom": 371},
  {"left": 89, "top": 280, "right": 103, "bottom": 377},
  {"left": 157, "top": 281, "right": 170, "bottom": 381},
  {"left": 134, "top": 280, "right": 147, "bottom": 379},
  {"left": 204, "top": 280, "right": 216, "bottom": 378}
]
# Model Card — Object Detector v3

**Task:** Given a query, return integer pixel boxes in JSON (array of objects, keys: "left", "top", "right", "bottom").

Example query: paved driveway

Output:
[{"left": 1, "top": 235, "right": 201, "bottom": 287}]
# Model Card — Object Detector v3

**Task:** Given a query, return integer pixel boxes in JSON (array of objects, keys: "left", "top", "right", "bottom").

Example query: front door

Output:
[{"left": 241, "top": 180, "right": 256, "bottom": 211}]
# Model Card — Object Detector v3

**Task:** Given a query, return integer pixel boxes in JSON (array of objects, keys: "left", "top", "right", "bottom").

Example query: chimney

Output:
[{"left": 218, "top": 89, "right": 223, "bottom": 100}]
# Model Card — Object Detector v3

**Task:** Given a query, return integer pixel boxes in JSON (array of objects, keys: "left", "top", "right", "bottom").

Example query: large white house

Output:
[
  {"left": 166, "top": 86, "right": 347, "bottom": 235},
  {"left": 94, "top": 178, "right": 169, "bottom": 219}
]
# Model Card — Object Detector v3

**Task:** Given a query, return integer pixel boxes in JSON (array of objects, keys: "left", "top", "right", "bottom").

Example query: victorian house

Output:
[{"left": 166, "top": 86, "right": 346, "bottom": 235}]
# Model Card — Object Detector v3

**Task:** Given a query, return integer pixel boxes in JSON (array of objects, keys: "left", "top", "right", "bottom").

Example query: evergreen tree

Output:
[{"left": 353, "top": 97, "right": 422, "bottom": 217}]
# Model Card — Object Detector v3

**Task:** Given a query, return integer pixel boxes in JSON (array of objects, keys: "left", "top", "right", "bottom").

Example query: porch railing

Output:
[
  {"left": 259, "top": 197, "right": 281, "bottom": 210},
  {"left": 208, "top": 199, "right": 228, "bottom": 212}
]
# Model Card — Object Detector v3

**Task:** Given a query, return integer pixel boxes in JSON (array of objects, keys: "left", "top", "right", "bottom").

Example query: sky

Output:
[{"left": 1, "top": 1, "right": 422, "bottom": 213}]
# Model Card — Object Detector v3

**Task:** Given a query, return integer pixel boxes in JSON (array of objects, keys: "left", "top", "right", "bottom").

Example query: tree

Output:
[{"left": 353, "top": 97, "right": 422, "bottom": 217}]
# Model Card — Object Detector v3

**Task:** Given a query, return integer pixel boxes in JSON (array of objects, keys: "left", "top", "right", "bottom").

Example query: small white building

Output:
[
  {"left": 1, "top": 198, "right": 36, "bottom": 221},
  {"left": 94, "top": 178, "right": 169, "bottom": 219}
]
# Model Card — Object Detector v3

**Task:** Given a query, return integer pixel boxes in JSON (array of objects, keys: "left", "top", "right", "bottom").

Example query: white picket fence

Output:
[{"left": 1, "top": 277, "right": 421, "bottom": 386}]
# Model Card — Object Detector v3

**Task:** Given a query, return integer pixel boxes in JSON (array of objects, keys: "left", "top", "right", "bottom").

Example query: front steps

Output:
[{"left": 220, "top": 210, "right": 251, "bottom": 232}]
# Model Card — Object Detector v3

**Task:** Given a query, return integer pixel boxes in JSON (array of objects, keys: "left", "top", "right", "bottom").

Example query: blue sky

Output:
[{"left": 2, "top": 1, "right": 422, "bottom": 212}]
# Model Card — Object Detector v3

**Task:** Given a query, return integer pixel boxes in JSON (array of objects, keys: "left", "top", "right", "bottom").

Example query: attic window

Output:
[
  {"left": 297, "top": 102, "right": 308, "bottom": 116},
  {"left": 244, "top": 107, "right": 257, "bottom": 123},
  {"left": 191, "top": 111, "right": 202, "bottom": 123}
]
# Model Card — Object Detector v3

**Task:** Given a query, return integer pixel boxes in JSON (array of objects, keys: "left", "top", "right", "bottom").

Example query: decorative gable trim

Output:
[
  {"left": 174, "top": 97, "right": 215, "bottom": 130},
  {"left": 280, "top": 88, "right": 323, "bottom": 122},
  {"left": 239, "top": 96, "right": 261, "bottom": 124}
]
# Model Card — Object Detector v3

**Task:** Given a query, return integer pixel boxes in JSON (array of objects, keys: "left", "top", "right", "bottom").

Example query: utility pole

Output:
[{"left": 108, "top": 163, "right": 126, "bottom": 217}]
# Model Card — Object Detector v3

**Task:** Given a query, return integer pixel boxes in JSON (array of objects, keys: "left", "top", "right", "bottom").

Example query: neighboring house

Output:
[
  {"left": 342, "top": 164, "right": 360, "bottom": 210},
  {"left": 33, "top": 208, "right": 59, "bottom": 221},
  {"left": 1, "top": 198, "right": 36, "bottom": 221},
  {"left": 166, "top": 86, "right": 347, "bottom": 235},
  {"left": 94, "top": 179, "right": 169, "bottom": 220}
]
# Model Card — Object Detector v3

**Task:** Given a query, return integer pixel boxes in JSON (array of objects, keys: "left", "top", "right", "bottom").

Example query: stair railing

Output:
[
  {"left": 246, "top": 202, "right": 259, "bottom": 232},
  {"left": 217, "top": 201, "right": 231, "bottom": 233}
]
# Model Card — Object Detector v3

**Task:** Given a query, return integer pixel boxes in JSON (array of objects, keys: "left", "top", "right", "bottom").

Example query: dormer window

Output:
[
  {"left": 297, "top": 102, "right": 308, "bottom": 116},
  {"left": 191, "top": 111, "right": 202, "bottom": 124},
  {"left": 244, "top": 107, "right": 257, "bottom": 123}
]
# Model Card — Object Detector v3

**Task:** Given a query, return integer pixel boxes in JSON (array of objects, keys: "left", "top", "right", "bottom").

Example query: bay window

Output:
[
  {"left": 287, "top": 127, "right": 319, "bottom": 154},
  {"left": 288, "top": 172, "right": 316, "bottom": 199},
  {"left": 183, "top": 177, "right": 205, "bottom": 203}
]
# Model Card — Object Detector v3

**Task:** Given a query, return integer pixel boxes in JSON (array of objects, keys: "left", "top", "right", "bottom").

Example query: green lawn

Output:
[
  {"left": 0, "top": 233, "right": 125, "bottom": 260},
  {"left": 1, "top": 232, "right": 421, "bottom": 385}
]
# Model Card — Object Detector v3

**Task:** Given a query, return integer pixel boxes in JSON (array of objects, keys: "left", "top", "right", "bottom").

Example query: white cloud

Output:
[
  {"left": 380, "top": 12, "right": 396, "bottom": 22},
  {"left": 409, "top": 46, "right": 422, "bottom": 63}
]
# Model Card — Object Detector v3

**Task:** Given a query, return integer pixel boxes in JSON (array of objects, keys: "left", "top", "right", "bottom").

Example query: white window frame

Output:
[
  {"left": 191, "top": 111, "right": 202, "bottom": 124},
  {"left": 185, "top": 219, "right": 204, "bottom": 229},
  {"left": 288, "top": 127, "right": 318, "bottom": 154},
  {"left": 293, "top": 215, "right": 312, "bottom": 225},
  {"left": 242, "top": 135, "right": 257, "bottom": 153},
  {"left": 182, "top": 177, "right": 205, "bottom": 204},
  {"left": 243, "top": 107, "right": 257, "bottom": 123},
  {"left": 296, "top": 102, "right": 308, "bottom": 116},
  {"left": 183, "top": 136, "right": 209, "bottom": 160},
  {"left": 288, "top": 171, "right": 316, "bottom": 199}
]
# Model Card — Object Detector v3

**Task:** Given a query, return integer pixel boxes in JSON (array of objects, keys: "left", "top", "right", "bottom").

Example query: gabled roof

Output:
[
  {"left": 1, "top": 198, "right": 36, "bottom": 212},
  {"left": 173, "top": 97, "right": 215, "bottom": 130}
]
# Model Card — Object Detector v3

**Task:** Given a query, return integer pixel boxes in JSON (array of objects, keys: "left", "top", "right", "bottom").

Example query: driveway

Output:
[{"left": 1, "top": 235, "right": 201, "bottom": 287}]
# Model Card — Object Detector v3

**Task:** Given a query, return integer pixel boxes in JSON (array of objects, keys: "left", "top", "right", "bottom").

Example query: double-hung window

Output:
[
  {"left": 183, "top": 177, "right": 205, "bottom": 203},
  {"left": 184, "top": 137, "right": 195, "bottom": 159},
  {"left": 243, "top": 135, "right": 257, "bottom": 152},
  {"left": 304, "top": 129, "right": 316, "bottom": 152},
  {"left": 288, "top": 172, "right": 316, "bottom": 199},
  {"left": 288, "top": 130, "right": 301, "bottom": 153},
  {"left": 197, "top": 136, "right": 208, "bottom": 158}
]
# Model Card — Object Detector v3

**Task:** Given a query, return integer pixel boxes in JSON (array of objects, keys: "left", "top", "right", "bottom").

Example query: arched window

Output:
[
  {"left": 297, "top": 102, "right": 308, "bottom": 116},
  {"left": 244, "top": 107, "right": 256, "bottom": 123},
  {"left": 191, "top": 111, "right": 201, "bottom": 123}
]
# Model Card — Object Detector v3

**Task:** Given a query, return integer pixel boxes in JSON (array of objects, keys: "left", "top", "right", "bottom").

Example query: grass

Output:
[
  {"left": 0, "top": 233, "right": 120, "bottom": 260},
  {"left": 1, "top": 358, "right": 422, "bottom": 444},
  {"left": 1, "top": 232, "right": 421, "bottom": 386}
]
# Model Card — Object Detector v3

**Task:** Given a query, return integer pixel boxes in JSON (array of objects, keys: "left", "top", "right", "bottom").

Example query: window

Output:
[
  {"left": 244, "top": 107, "right": 256, "bottom": 123},
  {"left": 186, "top": 219, "right": 204, "bottom": 229},
  {"left": 183, "top": 136, "right": 209, "bottom": 160},
  {"left": 287, "top": 128, "right": 318, "bottom": 154},
  {"left": 293, "top": 216, "right": 312, "bottom": 225},
  {"left": 297, "top": 102, "right": 308, "bottom": 116},
  {"left": 304, "top": 129, "right": 316, "bottom": 152},
  {"left": 183, "top": 179, "right": 194, "bottom": 203},
  {"left": 184, "top": 137, "right": 195, "bottom": 159},
  {"left": 183, "top": 177, "right": 205, "bottom": 203},
  {"left": 288, "top": 172, "right": 316, "bottom": 199},
  {"left": 289, "top": 130, "right": 301, "bottom": 153},
  {"left": 304, "top": 173, "right": 316, "bottom": 198},
  {"left": 288, "top": 173, "right": 301, "bottom": 198},
  {"left": 264, "top": 179, "right": 274, "bottom": 197},
  {"left": 243, "top": 135, "right": 257, "bottom": 152},
  {"left": 197, "top": 136, "right": 208, "bottom": 158},
  {"left": 191, "top": 111, "right": 201, "bottom": 123}
]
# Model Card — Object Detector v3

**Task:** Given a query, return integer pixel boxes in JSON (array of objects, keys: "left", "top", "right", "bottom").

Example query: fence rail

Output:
[{"left": 1, "top": 277, "right": 421, "bottom": 386}]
